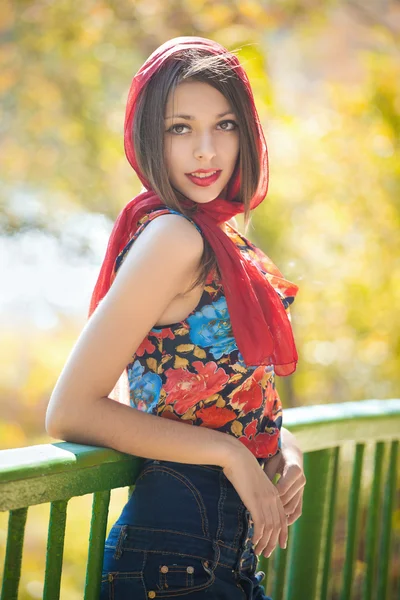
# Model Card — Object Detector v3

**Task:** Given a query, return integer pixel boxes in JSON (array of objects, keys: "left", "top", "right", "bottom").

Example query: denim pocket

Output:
[
  {"left": 102, "top": 524, "right": 147, "bottom": 599},
  {"left": 144, "top": 553, "right": 215, "bottom": 597},
  {"left": 100, "top": 570, "right": 147, "bottom": 600}
]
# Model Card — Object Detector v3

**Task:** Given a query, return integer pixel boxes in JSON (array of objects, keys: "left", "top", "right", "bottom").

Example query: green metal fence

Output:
[{"left": 1, "top": 399, "right": 399, "bottom": 600}]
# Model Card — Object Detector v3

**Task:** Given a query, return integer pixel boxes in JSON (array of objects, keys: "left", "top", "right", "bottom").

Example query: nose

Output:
[{"left": 194, "top": 131, "right": 216, "bottom": 162}]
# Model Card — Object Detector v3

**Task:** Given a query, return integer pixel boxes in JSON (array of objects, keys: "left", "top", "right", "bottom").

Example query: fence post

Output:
[{"left": 284, "top": 448, "right": 332, "bottom": 600}]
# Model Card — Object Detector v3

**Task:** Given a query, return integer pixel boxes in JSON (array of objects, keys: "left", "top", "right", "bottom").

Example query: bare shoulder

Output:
[
  {"left": 109, "top": 212, "right": 205, "bottom": 314},
  {"left": 121, "top": 212, "right": 205, "bottom": 269},
  {"left": 228, "top": 216, "right": 239, "bottom": 229},
  {"left": 228, "top": 217, "right": 239, "bottom": 230}
]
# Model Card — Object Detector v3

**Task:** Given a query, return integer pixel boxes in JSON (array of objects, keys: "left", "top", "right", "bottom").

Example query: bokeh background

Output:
[{"left": 1, "top": 0, "right": 399, "bottom": 598}]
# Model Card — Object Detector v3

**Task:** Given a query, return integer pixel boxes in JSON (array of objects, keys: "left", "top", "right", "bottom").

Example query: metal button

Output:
[
  {"left": 160, "top": 565, "right": 168, "bottom": 573},
  {"left": 148, "top": 592, "right": 156, "bottom": 599},
  {"left": 186, "top": 566, "right": 194, "bottom": 574}
]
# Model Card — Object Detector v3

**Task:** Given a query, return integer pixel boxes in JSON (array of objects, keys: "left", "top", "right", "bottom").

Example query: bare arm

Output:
[{"left": 45, "top": 214, "right": 243, "bottom": 468}]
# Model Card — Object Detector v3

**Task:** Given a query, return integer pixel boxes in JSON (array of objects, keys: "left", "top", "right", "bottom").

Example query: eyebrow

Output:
[{"left": 164, "top": 110, "right": 236, "bottom": 120}]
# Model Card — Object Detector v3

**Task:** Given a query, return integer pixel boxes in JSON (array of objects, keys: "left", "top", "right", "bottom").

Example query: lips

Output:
[{"left": 185, "top": 170, "right": 222, "bottom": 187}]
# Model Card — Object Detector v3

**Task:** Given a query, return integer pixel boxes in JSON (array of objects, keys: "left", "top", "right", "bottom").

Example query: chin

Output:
[
  {"left": 184, "top": 185, "right": 227, "bottom": 204},
  {"left": 190, "top": 195, "right": 219, "bottom": 204},
  {"left": 172, "top": 179, "right": 228, "bottom": 204}
]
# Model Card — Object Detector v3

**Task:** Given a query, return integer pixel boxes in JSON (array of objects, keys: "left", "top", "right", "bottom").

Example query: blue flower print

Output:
[
  {"left": 187, "top": 296, "right": 238, "bottom": 359},
  {"left": 127, "top": 360, "right": 162, "bottom": 412}
]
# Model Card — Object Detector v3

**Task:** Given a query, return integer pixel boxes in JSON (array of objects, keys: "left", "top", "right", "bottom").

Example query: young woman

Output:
[{"left": 45, "top": 36, "right": 306, "bottom": 599}]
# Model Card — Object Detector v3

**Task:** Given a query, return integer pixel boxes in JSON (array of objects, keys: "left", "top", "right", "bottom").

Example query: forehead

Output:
[{"left": 165, "top": 80, "right": 232, "bottom": 114}]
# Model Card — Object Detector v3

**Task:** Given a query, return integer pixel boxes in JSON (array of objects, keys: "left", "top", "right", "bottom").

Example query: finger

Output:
[
  {"left": 277, "top": 475, "right": 305, "bottom": 506},
  {"left": 254, "top": 514, "right": 272, "bottom": 557},
  {"left": 263, "top": 494, "right": 288, "bottom": 558},
  {"left": 262, "top": 504, "right": 281, "bottom": 558},
  {"left": 255, "top": 501, "right": 277, "bottom": 556},
  {"left": 276, "top": 465, "right": 306, "bottom": 497},
  {"left": 277, "top": 483, "right": 297, "bottom": 507},
  {"left": 277, "top": 495, "right": 288, "bottom": 549},
  {"left": 287, "top": 496, "right": 303, "bottom": 526},
  {"left": 259, "top": 504, "right": 279, "bottom": 558},
  {"left": 252, "top": 511, "right": 265, "bottom": 548},
  {"left": 282, "top": 490, "right": 302, "bottom": 516}
]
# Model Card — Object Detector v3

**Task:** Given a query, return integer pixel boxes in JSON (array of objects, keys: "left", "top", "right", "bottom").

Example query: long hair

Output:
[{"left": 129, "top": 47, "right": 262, "bottom": 292}]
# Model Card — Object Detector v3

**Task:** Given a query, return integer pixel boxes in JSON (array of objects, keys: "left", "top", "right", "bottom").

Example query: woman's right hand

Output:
[{"left": 222, "top": 444, "right": 288, "bottom": 558}]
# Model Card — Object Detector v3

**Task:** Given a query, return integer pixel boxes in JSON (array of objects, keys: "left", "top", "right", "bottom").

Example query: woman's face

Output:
[{"left": 164, "top": 80, "right": 240, "bottom": 204}]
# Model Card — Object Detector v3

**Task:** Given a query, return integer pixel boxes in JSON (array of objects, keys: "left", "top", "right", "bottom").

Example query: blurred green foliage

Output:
[
  {"left": 0, "top": 1, "right": 399, "bottom": 597},
  {"left": 1, "top": 0, "right": 399, "bottom": 434}
]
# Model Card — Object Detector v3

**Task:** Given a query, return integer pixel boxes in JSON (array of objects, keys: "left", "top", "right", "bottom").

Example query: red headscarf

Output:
[{"left": 88, "top": 36, "right": 298, "bottom": 375}]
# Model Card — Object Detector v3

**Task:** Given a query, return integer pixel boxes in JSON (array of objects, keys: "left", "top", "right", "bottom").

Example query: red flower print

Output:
[
  {"left": 136, "top": 327, "right": 175, "bottom": 356},
  {"left": 197, "top": 405, "right": 237, "bottom": 429},
  {"left": 239, "top": 432, "right": 279, "bottom": 457},
  {"left": 252, "top": 366, "right": 266, "bottom": 384},
  {"left": 230, "top": 375, "right": 263, "bottom": 415},
  {"left": 239, "top": 419, "right": 279, "bottom": 458},
  {"left": 244, "top": 419, "right": 258, "bottom": 439},
  {"left": 152, "top": 328, "right": 175, "bottom": 340},
  {"left": 164, "top": 361, "right": 229, "bottom": 415},
  {"left": 135, "top": 337, "right": 156, "bottom": 356},
  {"left": 263, "top": 379, "right": 279, "bottom": 417}
]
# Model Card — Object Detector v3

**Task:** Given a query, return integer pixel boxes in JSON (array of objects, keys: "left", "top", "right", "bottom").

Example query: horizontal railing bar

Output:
[
  {"left": 283, "top": 399, "right": 400, "bottom": 427},
  {"left": 284, "top": 400, "right": 400, "bottom": 453},
  {"left": 1, "top": 400, "right": 399, "bottom": 512},
  {"left": 0, "top": 443, "right": 137, "bottom": 484},
  {"left": 288, "top": 418, "right": 400, "bottom": 453},
  {"left": 1, "top": 401, "right": 399, "bottom": 483},
  {"left": 0, "top": 457, "right": 144, "bottom": 512}
]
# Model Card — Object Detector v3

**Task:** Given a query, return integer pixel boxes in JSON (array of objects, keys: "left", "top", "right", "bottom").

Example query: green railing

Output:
[{"left": 1, "top": 399, "right": 399, "bottom": 600}]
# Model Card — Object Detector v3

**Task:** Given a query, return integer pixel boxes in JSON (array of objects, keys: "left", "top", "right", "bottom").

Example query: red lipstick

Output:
[{"left": 185, "top": 169, "right": 222, "bottom": 187}]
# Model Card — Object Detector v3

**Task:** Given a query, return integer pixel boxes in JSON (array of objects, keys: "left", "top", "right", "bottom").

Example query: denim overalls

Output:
[{"left": 100, "top": 457, "right": 272, "bottom": 599}]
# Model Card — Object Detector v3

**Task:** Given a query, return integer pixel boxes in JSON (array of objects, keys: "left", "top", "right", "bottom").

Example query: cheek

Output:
[
  {"left": 164, "top": 140, "right": 184, "bottom": 175},
  {"left": 219, "top": 135, "right": 239, "bottom": 163}
]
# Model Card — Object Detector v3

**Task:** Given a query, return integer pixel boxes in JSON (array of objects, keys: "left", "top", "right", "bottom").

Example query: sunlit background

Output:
[{"left": 1, "top": 0, "right": 399, "bottom": 598}]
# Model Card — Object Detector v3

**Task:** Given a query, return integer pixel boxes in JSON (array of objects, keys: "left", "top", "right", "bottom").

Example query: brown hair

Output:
[{"left": 131, "top": 48, "right": 262, "bottom": 292}]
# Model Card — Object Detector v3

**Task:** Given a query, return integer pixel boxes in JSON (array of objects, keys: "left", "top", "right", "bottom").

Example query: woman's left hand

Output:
[{"left": 263, "top": 431, "right": 306, "bottom": 526}]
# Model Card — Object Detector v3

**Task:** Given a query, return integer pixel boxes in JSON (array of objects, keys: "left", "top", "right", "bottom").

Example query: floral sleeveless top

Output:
[{"left": 113, "top": 208, "right": 296, "bottom": 460}]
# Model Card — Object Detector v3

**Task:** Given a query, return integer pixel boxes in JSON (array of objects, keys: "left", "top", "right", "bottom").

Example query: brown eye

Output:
[
  {"left": 167, "top": 124, "right": 189, "bottom": 135},
  {"left": 218, "top": 120, "right": 238, "bottom": 131}
]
